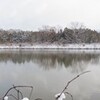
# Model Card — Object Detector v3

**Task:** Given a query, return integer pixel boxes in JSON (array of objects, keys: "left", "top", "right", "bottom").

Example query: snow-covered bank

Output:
[{"left": 0, "top": 44, "right": 100, "bottom": 49}]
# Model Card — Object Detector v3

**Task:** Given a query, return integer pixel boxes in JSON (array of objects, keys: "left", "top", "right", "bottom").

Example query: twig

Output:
[
  {"left": 56, "top": 71, "right": 90, "bottom": 100},
  {"left": 65, "top": 92, "right": 73, "bottom": 100},
  {"left": 13, "top": 85, "right": 23, "bottom": 99},
  {"left": 2, "top": 85, "right": 33, "bottom": 100},
  {"left": 7, "top": 94, "right": 18, "bottom": 100},
  {"left": 29, "top": 86, "right": 33, "bottom": 100}
]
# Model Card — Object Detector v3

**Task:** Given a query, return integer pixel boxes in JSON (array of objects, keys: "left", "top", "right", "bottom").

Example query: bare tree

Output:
[
  {"left": 70, "top": 22, "right": 86, "bottom": 43},
  {"left": 70, "top": 22, "right": 86, "bottom": 30},
  {"left": 38, "top": 25, "right": 57, "bottom": 33}
]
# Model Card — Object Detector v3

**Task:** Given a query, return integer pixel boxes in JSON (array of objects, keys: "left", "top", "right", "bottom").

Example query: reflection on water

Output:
[
  {"left": 0, "top": 50, "right": 100, "bottom": 100},
  {"left": 0, "top": 50, "right": 99, "bottom": 71}
]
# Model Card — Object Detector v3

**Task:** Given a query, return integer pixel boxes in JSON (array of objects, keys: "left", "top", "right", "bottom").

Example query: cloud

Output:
[{"left": 0, "top": 0, "right": 100, "bottom": 30}]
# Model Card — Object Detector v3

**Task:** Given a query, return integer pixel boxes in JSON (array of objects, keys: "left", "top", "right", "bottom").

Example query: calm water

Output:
[{"left": 0, "top": 49, "right": 100, "bottom": 100}]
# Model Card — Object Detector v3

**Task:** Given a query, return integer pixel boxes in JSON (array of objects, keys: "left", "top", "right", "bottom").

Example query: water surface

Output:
[{"left": 0, "top": 49, "right": 100, "bottom": 100}]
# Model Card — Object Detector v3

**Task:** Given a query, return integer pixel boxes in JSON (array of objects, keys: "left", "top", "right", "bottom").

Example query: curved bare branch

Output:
[
  {"left": 56, "top": 71, "right": 90, "bottom": 100},
  {"left": 2, "top": 85, "right": 33, "bottom": 100},
  {"left": 65, "top": 92, "right": 73, "bottom": 100}
]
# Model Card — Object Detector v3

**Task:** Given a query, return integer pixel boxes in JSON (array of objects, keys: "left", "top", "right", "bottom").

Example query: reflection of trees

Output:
[
  {"left": 0, "top": 50, "right": 99, "bottom": 70},
  {"left": 36, "top": 53, "right": 99, "bottom": 71}
]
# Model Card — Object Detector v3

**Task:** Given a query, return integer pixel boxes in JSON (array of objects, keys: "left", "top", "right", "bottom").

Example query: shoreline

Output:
[{"left": 0, "top": 44, "right": 100, "bottom": 49}]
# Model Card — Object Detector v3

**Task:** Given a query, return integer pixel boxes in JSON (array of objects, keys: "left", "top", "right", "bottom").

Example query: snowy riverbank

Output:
[{"left": 0, "top": 43, "right": 100, "bottom": 49}]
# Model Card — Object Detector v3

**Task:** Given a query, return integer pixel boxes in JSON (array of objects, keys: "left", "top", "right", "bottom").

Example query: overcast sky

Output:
[{"left": 0, "top": 0, "right": 100, "bottom": 31}]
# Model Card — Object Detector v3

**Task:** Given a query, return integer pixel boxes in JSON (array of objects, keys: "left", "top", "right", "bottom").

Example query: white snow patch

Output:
[
  {"left": 55, "top": 93, "right": 66, "bottom": 100},
  {"left": 0, "top": 43, "right": 100, "bottom": 49},
  {"left": 4, "top": 96, "right": 8, "bottom": 100},
  {"left": 22, "top": 97, "right": 29, "bottom": 100}
]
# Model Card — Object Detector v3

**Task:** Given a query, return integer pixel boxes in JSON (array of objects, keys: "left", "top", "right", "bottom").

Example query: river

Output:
[{"left": 0, "top": 49, "right": 100, "bottom": 100}]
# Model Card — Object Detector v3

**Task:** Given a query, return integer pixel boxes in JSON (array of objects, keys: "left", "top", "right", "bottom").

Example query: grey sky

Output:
[{"left": 0, "top": 0, "right": 100, "bottom": 31}]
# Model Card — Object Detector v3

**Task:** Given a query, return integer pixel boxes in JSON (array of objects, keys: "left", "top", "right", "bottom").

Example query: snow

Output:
[
  {"left": 22, "top": 97, "right": 29, "bottom": 100},
  {"left": 55, "top": 93, "right": 66, "bottom": 100},
  {"left": 4, "top": 96, "right": 8, "bottom": 100},
  {"left": 0, "top": 43, "right": 100, "bottom": 49}
]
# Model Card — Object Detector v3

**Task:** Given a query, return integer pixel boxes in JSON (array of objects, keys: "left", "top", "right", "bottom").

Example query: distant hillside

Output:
[{"left": 0, "top": 27, "right": 100, "bottom": 44}]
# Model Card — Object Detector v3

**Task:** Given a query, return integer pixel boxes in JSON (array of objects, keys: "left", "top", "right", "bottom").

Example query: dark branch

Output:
[
  {"left": 65, "top": 92, "right": 73, "bottom": 100},
  {"left": 7, "top": 94, "right": 18, "bottom": 100},
  {"left": 2, "top": 85, "right": 33, "bottom": 99},
  {"left": 13, "top": 85, "right": 23, "bottom": 99},
  {"left": 56, "top": 71, "right": 90, "bottom": 100}
]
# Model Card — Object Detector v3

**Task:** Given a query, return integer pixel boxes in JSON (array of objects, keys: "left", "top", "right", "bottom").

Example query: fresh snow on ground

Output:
[{"left": 0, "top": 43, "right": 100, "bottom": 49}]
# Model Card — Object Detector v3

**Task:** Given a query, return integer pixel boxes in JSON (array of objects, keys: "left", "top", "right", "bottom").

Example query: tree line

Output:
[{"left": 0, "top": 24, "right": 100, "bottom": 44}]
